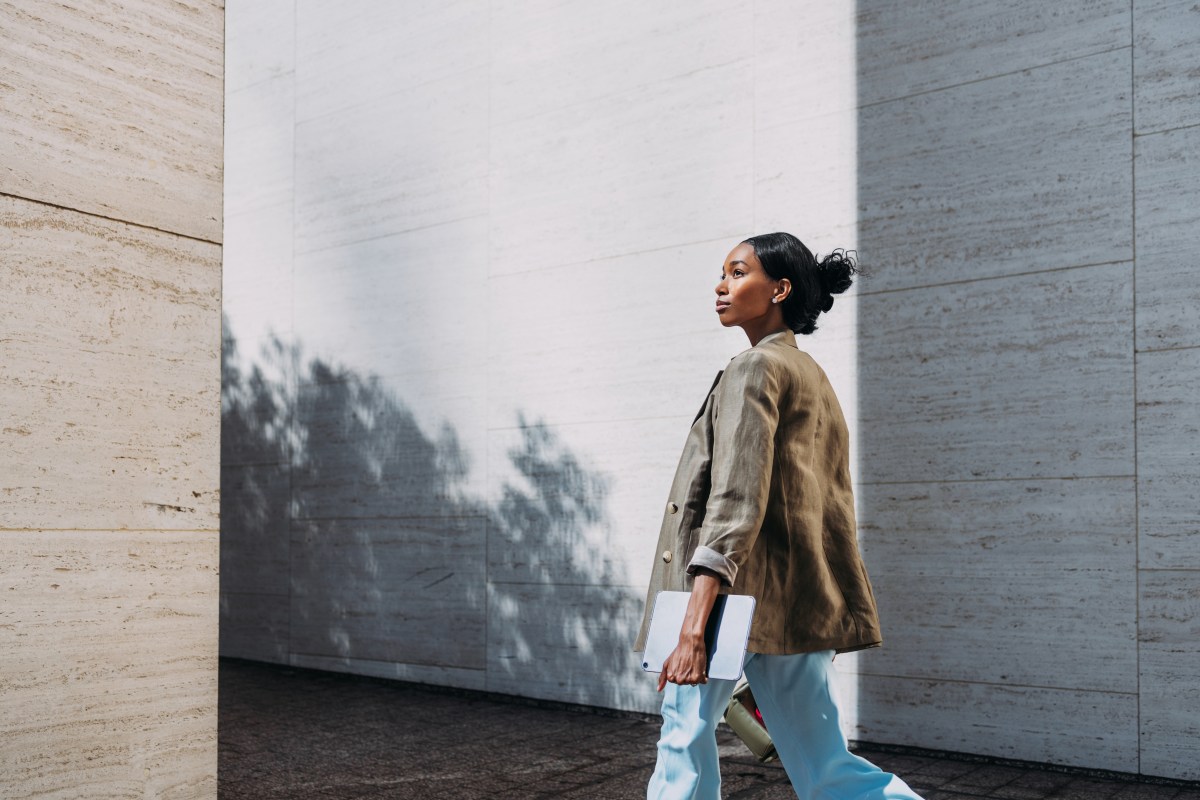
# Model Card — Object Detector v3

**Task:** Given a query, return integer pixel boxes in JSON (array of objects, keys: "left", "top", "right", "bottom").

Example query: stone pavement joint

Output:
[{"left": 218, "top": 659, "right": 1200, "bottom": 800}]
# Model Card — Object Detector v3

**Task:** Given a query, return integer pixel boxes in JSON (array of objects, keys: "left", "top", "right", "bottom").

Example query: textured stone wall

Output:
[
  {"left": 221, "top": 0, "right": 1199, "bottom": 781},
  {"left": 0, "top": 2, "right": 224, "bottom": 797},
  {"left": 840, "top": 0, "right": 1200, "bottom": 780},
  {"left": 221, "top": 0, "right": 860, "bottom": 717}
]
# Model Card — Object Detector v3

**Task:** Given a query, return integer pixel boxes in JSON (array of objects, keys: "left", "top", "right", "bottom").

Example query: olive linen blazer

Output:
[{"left": 633, "top": 329, "right": 882, "bottom": 656}]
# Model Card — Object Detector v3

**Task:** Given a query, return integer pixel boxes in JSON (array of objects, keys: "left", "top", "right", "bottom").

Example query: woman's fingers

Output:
[{"left": 657, "top": 646, "right": 709, "bottom": 691}]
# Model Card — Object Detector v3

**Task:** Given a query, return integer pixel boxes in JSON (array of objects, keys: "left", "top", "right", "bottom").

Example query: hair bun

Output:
[{"left": 816, "top": 249, "right": 858, "bottom": 296}]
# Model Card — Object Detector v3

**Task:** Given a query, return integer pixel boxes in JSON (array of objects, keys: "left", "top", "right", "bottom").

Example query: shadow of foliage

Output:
[{"left": 220, "top": 313, "right": 645, "bottom": 709}]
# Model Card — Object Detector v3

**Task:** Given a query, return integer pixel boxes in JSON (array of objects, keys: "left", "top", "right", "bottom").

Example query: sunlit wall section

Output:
[
  {"left": 221, "top": 0, "right": 864, "bottom": 716},
  {"left": 752, "top": 0, "right": 862, "bottom": 735},
  {"left": 1, "top": 2, "right": 223, "bottom": 796}
]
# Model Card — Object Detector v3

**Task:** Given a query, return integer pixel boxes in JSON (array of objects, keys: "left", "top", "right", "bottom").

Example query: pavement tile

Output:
[
  {"left": 909, "top": 758, "right": 993, "bottom": 787},
  {"left": 991, "top": 769, "right": 1076, "bottom": 799},
  {"left": 941, "top": 764, "right": 1028, "bottom": 793},
  {"left": 857, "top": 750, "right": 943, "bottom": 777},
  {"left": 217, "top": 659, "right": 1199, "bottom": 800},
  {"left": 726, "top": 779, "right": 800, "bottom": 799},
  {"left": 1047, "top": 777, "right": 1135, "bottom": 799},
  {"left": 720, "top": 766, "right": 791, "bottom": 795},
  {"left": 1110, "top": 785, "right": 1181, "bottom": 799},
  {"left": 556, "top": 770, "right": 656, "bottom": 799}
]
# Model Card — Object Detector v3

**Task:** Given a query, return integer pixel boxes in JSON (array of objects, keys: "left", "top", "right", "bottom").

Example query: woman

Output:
[{"left": 635, "top": 233, "right": 924, "bottom": 799}]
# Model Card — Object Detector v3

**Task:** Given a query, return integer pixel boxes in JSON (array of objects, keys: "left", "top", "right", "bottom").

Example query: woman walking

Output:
[{"left": 635, "top": 233, "right": 924, "bottom": 800}]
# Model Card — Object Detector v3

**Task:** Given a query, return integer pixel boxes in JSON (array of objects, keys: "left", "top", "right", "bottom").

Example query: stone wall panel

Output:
[
  {"left": 0, "top": 1, "right": 223, "bottom": 241},
  {"left": 1, "top": 198, "right": 221, "bottom": 532},
  {"left": 295, "top": 0, "right": 488, "bottom": 123},
  {"left": 1134, "top": 0, "right": 1200, "bottom": 134},
  {"left": 486, "top": 581, "right": 657, "bottom": 712},
  {"left": 857, "top": 0, "right": 1129, "bottom": 105},
  {"left": 0, "top": 531, "right": 218, "bottom": 798},
  {"left": 1138, "top": 569, "right": 1200, "bottom": 779},
  {"left": 858, "top": 50, "right": 1132, "bottom": 292},
  {"left": 289, "top": 516, "right": 487, "bottom": 670},
  {"left": 219, "top": 591, "right": 290, "bottom": 664},
  {"left": 294, "top": 69, "right": 488, "bottom": 255},
  {"left": 858, "top": 262, "right": 1134, "bottom": 483},
  {"left": 857, "top": 478, "right": 1137, "bottom": 693},
  {"left": 1136, "top": 348, "right": 1200, "bottom": 569},
  {"left": 849, "top": 673, "right": 1138, "bottom": 772},
  {"left": 1134, "top": 126, "right": 1200, "bottom": 351},
  {"left": 488, "top": 62, "right": 755, "bottom": 277}
]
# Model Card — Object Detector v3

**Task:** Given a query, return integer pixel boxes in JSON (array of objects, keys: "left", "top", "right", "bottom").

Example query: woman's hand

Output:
[
  {"left": 658, "top": 633, "right": 709, "bottom": 691},
  {"left": 657, "top": 569, "right": 723, "bottom": 692}
]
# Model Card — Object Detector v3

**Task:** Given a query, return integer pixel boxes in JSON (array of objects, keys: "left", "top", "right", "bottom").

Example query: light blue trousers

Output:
[{"left": 647, "top": 650, "right": 924, "bottom": 800}]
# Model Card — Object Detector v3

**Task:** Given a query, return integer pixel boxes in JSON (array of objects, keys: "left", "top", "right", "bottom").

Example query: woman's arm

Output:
[
  {"left": 657, "top": 568, "right": 722, "bottom": 691},
  {"left": 687, "top": 350, "right": 781, "bottom": 587}
]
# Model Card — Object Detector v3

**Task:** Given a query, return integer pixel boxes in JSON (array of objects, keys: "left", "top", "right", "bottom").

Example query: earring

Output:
[{"left": 771, "top": 297, "right": 779, "bottom": 304}]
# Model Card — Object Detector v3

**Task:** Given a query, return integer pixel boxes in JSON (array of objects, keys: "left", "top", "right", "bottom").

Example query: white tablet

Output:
[{"left": 640, "top": 591, "right": 756, "bottom": 681}]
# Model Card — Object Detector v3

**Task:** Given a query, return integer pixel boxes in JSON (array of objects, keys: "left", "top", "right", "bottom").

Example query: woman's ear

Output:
[{"left": 773, "top": 278, "right": 792, "bottom": 304}]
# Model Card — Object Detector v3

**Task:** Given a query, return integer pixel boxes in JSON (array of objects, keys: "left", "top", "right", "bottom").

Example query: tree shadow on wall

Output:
[{"left": 220, "top": 314, "right": 650, "bottom": 711}]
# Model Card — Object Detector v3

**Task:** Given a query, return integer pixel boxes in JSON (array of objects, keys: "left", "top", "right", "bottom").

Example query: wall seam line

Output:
[
  {"left": 1130, "top": 0, "right": 1142, "bottom": 776},
  {"left": 0, "top": 191, "right": 221, "bottom": 246},
  {"left": 489, "top": 234, "right": 748, "bottom": 279},
  {"left": 227, "top": 68, "right": 298, "bottom": 96},
  {"left": 485, "top": 0, "right": 494, "bottom": 696},
  {"left": 287, "top": 651, "right": 488, "bottom": 672},
  {"left": 751, "top": 0, "right": 757, "bottom": 231},
  {"left": 1136, "top": 343, "right": 1200, "bottom": 354},
  {"left": 859, "top": 474, "right": 1135, "bottom": 487},
  {"left": 848, "top": 672, "right": 1139, "bottom": 695},
  {"left": 1134, "top": 120, "right": 1200, "bottom": 138},
  {"left": 0, "top": 528, "right": 219, "bottom": 534},
  {"left": 858, "top": 44, "right": 1132, "bottom": 110},
  {"left": 287, "top": 0, "right": 299, "bottom": 671},
  {"left": 856, "top": 259, "right": 1132, "bottom": 298},
  {"left": 293, "top": 213, "right": 489, "bottom": 258},
  {"left": 293, "top": 63, "right": 487, "bottom": 128}
]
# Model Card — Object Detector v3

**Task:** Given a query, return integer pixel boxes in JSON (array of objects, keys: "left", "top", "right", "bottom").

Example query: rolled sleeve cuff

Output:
[{"left": 686, "top": 545, "right": 738, "bottom": 587}]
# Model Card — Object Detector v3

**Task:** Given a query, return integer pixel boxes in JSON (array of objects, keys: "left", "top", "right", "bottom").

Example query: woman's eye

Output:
[{"left": 733, "top": 270, "right": 744, "bottom": 278}]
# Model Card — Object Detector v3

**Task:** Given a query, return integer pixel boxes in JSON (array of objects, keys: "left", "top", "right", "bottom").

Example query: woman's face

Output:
[{"left": 714, "top": 243, "right": 784, "bottom": 329}]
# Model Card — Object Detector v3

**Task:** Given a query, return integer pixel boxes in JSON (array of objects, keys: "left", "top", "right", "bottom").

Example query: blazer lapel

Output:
[{"left": 693, "top": 370, "right": 724, "bottom": 425}]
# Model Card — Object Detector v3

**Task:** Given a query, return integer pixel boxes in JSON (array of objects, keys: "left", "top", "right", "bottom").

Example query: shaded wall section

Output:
[
  {"left": 220, "top": 0, "right": 862, "bottom": 716},
  {"left": 847, "top": 0, "right": 1200, "bottom": 781},
  {"left": 0, "top": 2, "right": 224, "bottom": 797}
]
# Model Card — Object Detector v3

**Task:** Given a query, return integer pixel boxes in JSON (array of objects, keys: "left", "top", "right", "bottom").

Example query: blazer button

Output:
[
  {"left": 667, "top": 502, "right": 679, "bottom": 514},
  {"left": 661, "top": 550, "right": 673, "bottom": 563}
]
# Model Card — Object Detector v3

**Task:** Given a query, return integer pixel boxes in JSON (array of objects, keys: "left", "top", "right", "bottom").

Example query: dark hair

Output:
[{"left": 741, "top": 232, "right": 860, "bottom": 335}]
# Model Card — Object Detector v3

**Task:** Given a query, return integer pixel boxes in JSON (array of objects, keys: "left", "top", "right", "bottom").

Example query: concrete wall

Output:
[
  {"left": 0, "top": 3, "right": 224, "bottom": 797},
  {"left": 837, "top": 0, "right": 1200, "bottom": 780},
  {"left": 221, "top": 0, "right": 859, "bottom": 716},
  {"left": 221, "top": 0, "right": 1200, "bottom": 781}
]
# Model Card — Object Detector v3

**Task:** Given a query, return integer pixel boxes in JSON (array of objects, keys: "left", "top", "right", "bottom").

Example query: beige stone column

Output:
[{"left": 0, "top": 3, "right": 224, "bottom": 797}]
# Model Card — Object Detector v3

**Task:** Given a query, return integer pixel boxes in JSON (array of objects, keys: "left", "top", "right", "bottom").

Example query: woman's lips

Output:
[{"left": 715, "top": 302, "right": 731, "bottom": 313}]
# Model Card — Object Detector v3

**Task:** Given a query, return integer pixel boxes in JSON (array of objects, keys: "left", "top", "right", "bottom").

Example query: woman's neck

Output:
[{"left": 741, "top": 317, "right": 790, "bottom": 347}]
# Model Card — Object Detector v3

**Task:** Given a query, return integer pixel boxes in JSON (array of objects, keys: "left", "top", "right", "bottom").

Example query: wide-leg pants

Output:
[{"left": 647, "top": 650, "right": 924, "bottom": 800}]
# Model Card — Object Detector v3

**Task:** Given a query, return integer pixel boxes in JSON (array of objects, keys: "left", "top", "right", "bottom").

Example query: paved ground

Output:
[{"left": 219, "top": 659, "right": 1197, "bottom": 800}]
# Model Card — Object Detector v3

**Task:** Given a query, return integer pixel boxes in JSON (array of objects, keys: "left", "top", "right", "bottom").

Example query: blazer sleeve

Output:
[{"left": 686, "top": 349, "right": 780, "bottom": 587}]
